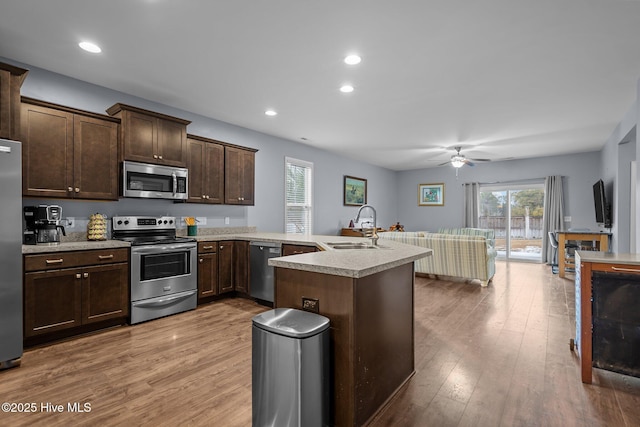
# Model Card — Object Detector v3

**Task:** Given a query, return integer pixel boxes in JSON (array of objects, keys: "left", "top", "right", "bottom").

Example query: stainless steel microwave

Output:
[{"left": 122, "top": 161, "right": 188, "bottom": 200}]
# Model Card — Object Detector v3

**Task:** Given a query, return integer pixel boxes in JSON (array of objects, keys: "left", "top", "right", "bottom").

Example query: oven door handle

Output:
[
  {"left": 132, "top": 243, "right": 196, "bottom": 254},
  {"left": 132, "top": 290, "right": 196, "bottom": 308}
]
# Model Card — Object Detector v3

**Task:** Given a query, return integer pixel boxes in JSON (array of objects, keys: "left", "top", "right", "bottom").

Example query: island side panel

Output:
[
  {"left": 274, "top": 267, "right": 356, "bottom": 426},
  {"left": 354, "top": 262, "right": 415, "bottom": 426}
]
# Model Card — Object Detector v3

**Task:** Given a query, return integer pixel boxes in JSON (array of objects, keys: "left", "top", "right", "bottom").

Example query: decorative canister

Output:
[{"left": 87, "top": 213, "right": 108, "bottom": 241}]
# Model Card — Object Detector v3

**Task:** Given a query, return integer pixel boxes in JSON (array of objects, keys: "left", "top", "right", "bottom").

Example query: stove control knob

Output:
[
  {"left": 117, "top": 220, "right": 123, "bottom": 225},
  {"left": 169, "top": 220, "right": 174, "bottom": 224},
  {"left": 157, "top": 219, "right": 162, "bottom": 225},
  {"left": 124, "top": 220, "right": 129, "bottom": 225},
  {"left": 164, "top": 220, "right": 168, "bottom": 224}
]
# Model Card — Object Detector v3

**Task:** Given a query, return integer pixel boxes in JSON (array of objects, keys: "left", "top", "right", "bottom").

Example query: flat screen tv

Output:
[{"left": 593, "top": 179, "right": 611, "bottom": 228}]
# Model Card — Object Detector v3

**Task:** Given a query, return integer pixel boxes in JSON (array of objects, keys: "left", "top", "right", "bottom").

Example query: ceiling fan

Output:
[{"left": 439, "top": 146, "right": 491, "bottom": 169}]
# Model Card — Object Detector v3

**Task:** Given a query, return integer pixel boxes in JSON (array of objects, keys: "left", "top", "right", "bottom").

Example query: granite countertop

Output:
[
  {"left": 577, "top": 250, "right": 640, "bottom": 266},
  {"left": 23, "top": 240, "right": 130, "bottom": 254},
  {"left": 22, "top": 230, "right": 432, "bottom": 279},
  {"left": 250, "top": 233, "right": 432, "bottom": 279}
]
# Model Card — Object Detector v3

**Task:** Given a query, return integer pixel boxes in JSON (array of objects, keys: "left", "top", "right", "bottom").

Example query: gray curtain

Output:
[
  {"left": 542, "top": 175, "right": 565, "bottom": 263},
  {"left": 463, "top": 182, "right": 479, "bottom": 227}
]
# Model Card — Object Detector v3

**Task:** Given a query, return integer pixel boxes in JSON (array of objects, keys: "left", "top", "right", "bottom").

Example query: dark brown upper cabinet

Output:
[
  {"left": 225, "top": 146, "right": 256, "bottom": 205},
  {"left": 187, "top": 134, "right": 224, "bottom": 204},
  {"left": 21, "top": 98, "right": 119, "bottom": 200},
  {"left": 106, "top": 103, "right": 191, "bottom": 168},
  {"left": 0, "top": 62, "right": 28, "bottom": 141}
]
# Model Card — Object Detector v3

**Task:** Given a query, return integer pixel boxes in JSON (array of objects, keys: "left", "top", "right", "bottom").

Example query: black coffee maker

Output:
[{"left": 23, "top": 205, "right": 66, "bottom": 245}]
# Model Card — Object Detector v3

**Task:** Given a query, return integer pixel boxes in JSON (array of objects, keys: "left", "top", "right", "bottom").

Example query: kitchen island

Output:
[{"left": 268, "top": 235, "right": 432, "bottom": 427}]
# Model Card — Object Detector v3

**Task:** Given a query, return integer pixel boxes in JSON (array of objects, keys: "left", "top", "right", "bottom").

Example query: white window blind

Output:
[{"left": 285, "top": 157, "right": 313, "bottom": 234}]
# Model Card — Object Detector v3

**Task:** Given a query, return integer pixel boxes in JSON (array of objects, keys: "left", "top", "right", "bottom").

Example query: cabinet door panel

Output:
[
  {"left": 218, "top": 241, "right": 234, "bottom": 294},
  {"left": 225, "top": 147, "right": 255, "bottom": 205},
  {"left": 187, "top": 138, "right": 206, "bottom": 203},
  {"left": 124, "top": 111, "right": 156, "bottom": 162},
  {"left": 198, "top": 253, "right": 219, "bottom": 299},
  {"left": 205, "top": 142, "right": 224, "bottom": 204},
  {"left": 21, "top": 103, "right": 74, "bottom": 197},
  {"left": 158, "top": 119, "right": 187, "bottom": 167},
  {"left": 81, "top": 263, "right": 129, "bottom": 324},
  {"left": 74, "top": 115, "right": 119, "bottom": 200},
  {"left": 24, "top": 269, "right": 82, "bottom": 337},
  {"left": 234, "top": 241, "right": 249, "bottom": 293}
]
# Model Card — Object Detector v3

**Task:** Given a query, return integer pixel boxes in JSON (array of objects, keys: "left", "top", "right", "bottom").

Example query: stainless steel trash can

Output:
[{"left": 252, "top": 308, "right": 330, "bottom": 427}]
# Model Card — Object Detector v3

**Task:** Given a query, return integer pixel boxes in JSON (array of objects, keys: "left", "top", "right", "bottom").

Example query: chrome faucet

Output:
[{"left": 355, "top": 204, "right": 378, "bottom": 245}]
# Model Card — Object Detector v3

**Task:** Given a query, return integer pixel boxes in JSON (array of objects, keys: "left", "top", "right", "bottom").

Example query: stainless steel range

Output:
[{"left": 112, "top": 216, "right": 197, "bottom": 324}]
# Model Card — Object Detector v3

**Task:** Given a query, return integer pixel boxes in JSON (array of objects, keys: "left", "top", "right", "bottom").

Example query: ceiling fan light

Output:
[{"left": 451, "top": 155, "right": 465, "bottom": 168}]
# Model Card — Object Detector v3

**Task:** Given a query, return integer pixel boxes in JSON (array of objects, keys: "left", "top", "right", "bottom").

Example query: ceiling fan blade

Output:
[
  {"left": 469, "top": 157, "right": 491, "bottom": 162},
  {"left": 438, "top": 161, "right": 451, "bottom": 166},
  {"left": 464, "top": 159, "right": 475, "bottom": 167}
]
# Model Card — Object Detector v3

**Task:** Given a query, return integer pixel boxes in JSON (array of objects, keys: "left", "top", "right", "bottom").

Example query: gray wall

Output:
[
  {"left": 396, "top": 152, "right": 602, "bottom": 233},
  {"left": 6, "top": 55, "right": 626, "bottom": 245},
  {"left": 5, "top": 57, "right": 398, "bottom": 235},
  {"left": 599, "top": 93, "right": 637, "bottom": 253}
]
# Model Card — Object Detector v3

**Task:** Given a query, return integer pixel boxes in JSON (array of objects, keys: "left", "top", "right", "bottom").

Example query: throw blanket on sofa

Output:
[{"left": 380, "top": 230, "right": 497, "bottom": 286}]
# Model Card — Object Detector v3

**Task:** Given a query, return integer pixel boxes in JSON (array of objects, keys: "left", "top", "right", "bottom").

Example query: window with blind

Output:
[{"left": 285, "top": 157, "right": 313, "bottom": 234}]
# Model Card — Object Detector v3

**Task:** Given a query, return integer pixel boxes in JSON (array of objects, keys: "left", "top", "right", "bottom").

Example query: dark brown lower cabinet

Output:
[
  {"left": 216, "top": 240, "right": 249, "bottom": 296},
  {"left": 218, "top": 241, "right": 234, "bottom": 294},
  {"left": 234, "top": 240, "right": 249, "bottom": 294},
  {"left": 198, "top": 242, "right": 219, "bottom": 300},
  {"left": 23, "top": 249, "right": 129, "bottom": 342}
]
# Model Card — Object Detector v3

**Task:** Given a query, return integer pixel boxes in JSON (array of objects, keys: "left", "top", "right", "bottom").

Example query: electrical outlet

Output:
[
  {"left": 66, "top": 217, "right": 75, "bottom": 228},
  {"left": 225, "top": 217, "right": 230, "bottom": 225},
  {"left": 564, "top": 216, "right": 572, "bottom": 222},
  {"left": 196, "top": 217, "right": 206, "bottom": 225},
  {"left": 302, "top": 297, "right": 319, "bottom": 313}
]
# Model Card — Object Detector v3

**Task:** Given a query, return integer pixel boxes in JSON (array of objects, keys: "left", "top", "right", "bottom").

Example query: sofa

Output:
[{"left": 379, "top": 228, "right": 497, "bottom": 286}]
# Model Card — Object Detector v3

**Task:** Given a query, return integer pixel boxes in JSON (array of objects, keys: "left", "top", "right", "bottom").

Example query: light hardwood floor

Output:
[{"left": 1, "top": 261, "right": 640, "bottom": 426}]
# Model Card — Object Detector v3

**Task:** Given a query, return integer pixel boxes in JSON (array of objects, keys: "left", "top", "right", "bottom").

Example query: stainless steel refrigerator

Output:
[{"left": 0, "top": 139, "right": 22, "bottom": 370}]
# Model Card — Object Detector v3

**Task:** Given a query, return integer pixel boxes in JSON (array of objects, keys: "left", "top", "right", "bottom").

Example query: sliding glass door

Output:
[{"left": 479, "top": 183, "right": 544, "bottom": 262}]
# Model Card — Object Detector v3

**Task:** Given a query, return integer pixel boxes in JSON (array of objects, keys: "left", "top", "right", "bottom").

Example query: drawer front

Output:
[
  {"left": 591, "top": 263, "right": 640, "bottom": 275},
  {"left": 282, "top": 244, "right": 318, "bottom": 256},
  {"left": 198, "top": 241, "right": 218, "bottom": 254},
  {"left": 24, "top": 248, "right": 129, "bottom": 272}
]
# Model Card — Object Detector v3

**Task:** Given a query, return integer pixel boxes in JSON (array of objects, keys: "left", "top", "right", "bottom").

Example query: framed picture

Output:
[
  {"left": 344, "top": 175, "right": 367, "bottom": 206},
  {"left": 418, "top": 183, "right": 444, "bottom": 206}
]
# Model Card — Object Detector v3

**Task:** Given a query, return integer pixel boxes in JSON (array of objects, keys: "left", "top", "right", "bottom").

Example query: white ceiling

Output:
[{"left": 1, "top": 0, "right": 640, "bottom": 171}]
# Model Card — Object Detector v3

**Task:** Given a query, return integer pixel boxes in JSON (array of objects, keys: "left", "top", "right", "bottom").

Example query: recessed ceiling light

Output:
[
  {"left": 340, "top": 85, "right": 354, "bottom": 93},
  {"left": 79, "top": 41, "right": 102, "bottom": 53},
  {"left": 344, "top": 54, "right": 361, "bottom": 65},
  {"left": 265, "top": 109, "right": 277, "bottom": 116}
]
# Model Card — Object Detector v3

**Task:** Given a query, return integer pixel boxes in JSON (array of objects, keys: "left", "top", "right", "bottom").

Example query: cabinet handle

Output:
[
  {"left": 611, "top": 266, "right": 640, "bottom": 273},
  {"left": 98, "top": 254, "right": 114, "bottom": 260},
  {"left": 199, "top": 258, "right": 203, "bottom": 263},
  {"left": 75, "top": 187, "right": 80, "bottom": 193},
  {"left": 202, "top": 195, "right": 206, "bottom": 199},
  {"left": 68, "top": 187, "right": 73, "bottom": 192},
  {"left": 45, "top": 258, "right": 64, "bottom": 265},
  {"left": 205, "top": 195, "right": 210, "bottom": 199},
  {"left": 202, "top": 245, "right": 214, "bottom": 250},
  {"left": 83, "top": 272, "right": 89, "bottom": 278},
  {"left": 153, "top": 154, "right": 158, "bottom": 159},
  {"left": 219, "top": 245, "right": 224, "bottom": 250},
  {"left": 76, "top": 273, "right": 81, "bottom": 279},
  {"left": 159, "top": 155, "right": 163, "bottom": 160}
]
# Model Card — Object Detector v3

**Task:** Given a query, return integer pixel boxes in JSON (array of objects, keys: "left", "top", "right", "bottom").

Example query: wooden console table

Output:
[
  {"left": 575, "top": 251, "right": 640, "bottom": 383},
  {"left": 557, "top": 231, "right": 610, "bottom": 278}
]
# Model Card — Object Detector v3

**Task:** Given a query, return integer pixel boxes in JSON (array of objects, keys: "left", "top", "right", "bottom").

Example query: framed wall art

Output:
[
  {"left": 418, "top": 183, "right": 444, "bottom": 206},
  {"left": 344, "top": 175, "right": 367, "bottom": 206}
]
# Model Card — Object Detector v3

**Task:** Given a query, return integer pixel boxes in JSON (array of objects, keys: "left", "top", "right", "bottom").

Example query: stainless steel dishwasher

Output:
[{"left": 250, "top": 241, "right": 282, "bottom": 303}]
